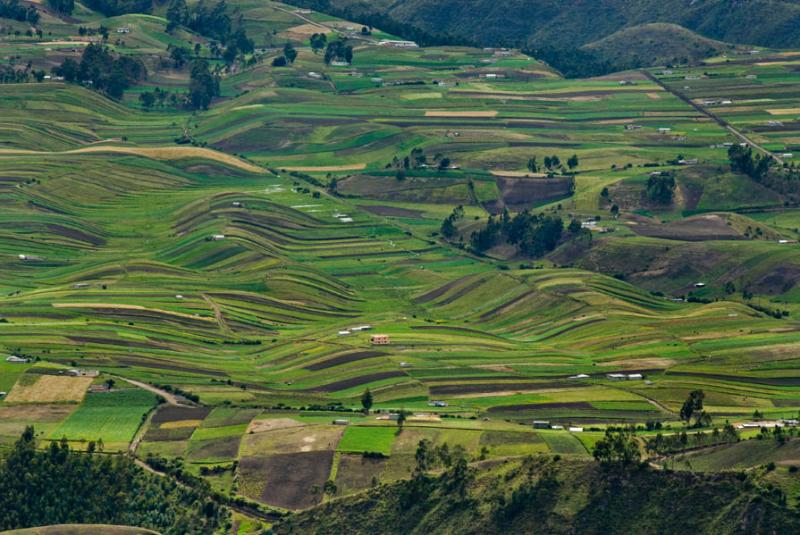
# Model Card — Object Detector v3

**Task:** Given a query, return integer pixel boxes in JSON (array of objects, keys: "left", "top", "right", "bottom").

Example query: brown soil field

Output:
[
  {"left": 425, "top": 110, "right": 498, "bottom": 117},
  {"left": 304, "top": 350, "right": 388, "bottom": 371},
  {"left": 5, "top": 375, "right": 92, "bottom": 403},
  {"left": 626, "top": 214, "right": 744, "bottom": 241},
  {"left": 187, "top": 436, "right": 242, "bottom": 461},
  {"left": 282, "top": 164, "right": 366, "bottom": 172},
  {"left": 310, "top": 371, "right": 408, "bottom": 392},
  {"left": 151, "top": 406, "right": 211, "bottom": 425},
  {"left": 494, "top": 176, "right": 573, "bottom": 211},
  {"left": 240, "top": 450, "right": 335, "bottom": 509},
  {"left": 486, "top": 401, "right": 594, "bottom": 413},
  {"left": 334, "top": 454, "right": 386, "bottom": 494},
  {"left": 247, "top": 417, "right": 304, "bottom": 434},
  {"left": 429, "top": 381, "right": 586, "bottom": 396},
  {"left": 358, "top": 205, "right": 425, "bottom": 218}
]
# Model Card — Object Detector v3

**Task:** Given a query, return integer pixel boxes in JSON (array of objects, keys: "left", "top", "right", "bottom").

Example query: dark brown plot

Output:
[
  {"left": 429, "top": 381, "right": 582, "bottom": 396},
  {"left": 240, "top": 450, "right": 335, "bottom": 509},
  {"left": 304, "top": 350, "right": 388, "bottom": 371},
  {"left": 358, "top": 205, "right": 425, "bottom": 218},
  {"left": 310, "top": 371, "right": 408, "bottom": 392}
]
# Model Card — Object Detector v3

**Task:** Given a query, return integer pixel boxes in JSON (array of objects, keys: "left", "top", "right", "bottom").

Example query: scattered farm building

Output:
[
  {"left": 428, "top": 400, "right": 448, "bottom": 407},
  {"left": 607, "top": 373, "right": 627, "bottom": 381},
  {"left": 338, "top": 330, "right": 351, "bottom": 336},
  {"left": 694, "top": 282, "right": 706, "bottom": 288},
  {"left": 232, "top": 201, "right": 244, "bottom": 207},
  {"left": 116, "top": 27, "right": 130, "bottom": 34},
  {"left": 533, "top": 420, "right": 550, "bottom": 429},
  {"left": 307, "top": 72, "right": 323, "bottom": 79},
  {"left": 569, "top": 426, "right": 584, "bottom": 433},
  {"left": 6, "top": 355, "right": 30, "bottom": 363},
  {"left": 569, "top": 373, "right": 590, "bottom": 379},
  {"left": 379, "top": 40, "right": 419, "bottom": 48},
  {"left": 658, "top": 127, "right": 672, "bottom": 134},
  {"left": 211, "top": 234, "right": 226, "bottom": 241},
  {"left": 0, "top": 391, "right": 6, "bottom": 397},
  {"left": 370, "top": 334, "right": 390, "bottom": 345},
  {"left": 350, "top": 325, "right": 372, "bottom": 332},
  {"left": 67, "top": 369, "right": 99, "bottom": 377},
  {"left": 332, "top": 419, "right": 350, "bottom": 425},
  {"left": 551, "top": 425, "right": 565, "bottom": 430}
]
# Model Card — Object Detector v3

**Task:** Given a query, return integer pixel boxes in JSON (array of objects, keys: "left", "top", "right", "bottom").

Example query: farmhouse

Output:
[
  {"left": 337, "top": 330, "right": 351, "bottom": 336},
  {"left": 627, "top": 373, "right": 643, "bottom": 380},
  {"left": 6, "top": 355, "right": 29, "bottom": 363},
  {"left": 533, "top": 420, "right": 550, "bottom": 429},
  {"left": 428, "top": 400, "right": 448, "bottom": 407},
  {"left": 569, "top": 374, "right": 590, "bottom": 379},
  {"left": 307, "top": 72, "right": 323, "bottom": 79},
  {"left": 569, "top": 426, "right": 584, "bottom": 433},
  {"left": 658, "top": 127, "right": 672, "bottom": 134},
  {"left": 332, "top": 419, "right": 350, "bottom": 425},
  {"left": 625, "top": 124, "right": 643, "bottom": 130},
  {"left": 232, "top": 201, "right": 244, "bottom": 207},
  {"left": 330, "top": 60, "right": 350, "bottom": 67},
  {"left": 0, "top": 391, "right": 6, "bottom": 397},
  {"left": 211, "top": 234, "right": 226, "bottom": 241},
  {"left": 370, "top": 334, "right": 390, "bottom": 345},
  {"left": 116, "top": 26, "right": 130, "bottom": 34},
  {"left": 607, "top": 373, "right": 627, "bottom": 381}
]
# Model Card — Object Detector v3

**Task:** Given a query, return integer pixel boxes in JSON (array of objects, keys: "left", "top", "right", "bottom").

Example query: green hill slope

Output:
[{"left": 275, "top": 457, "right": 799, "bottom": 534}]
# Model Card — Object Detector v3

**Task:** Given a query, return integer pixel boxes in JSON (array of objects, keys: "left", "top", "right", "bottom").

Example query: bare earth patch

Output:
[{"left": 247, "top": 417, "right": 304, "bottom": 434}]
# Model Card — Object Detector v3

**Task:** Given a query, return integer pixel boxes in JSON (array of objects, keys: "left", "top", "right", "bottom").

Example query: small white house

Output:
[
  {"left": 569, "top": 426, "right": 584, "bottom": 433},
  {"left": 211, "top": 234, "right": 226, "bottom": 241},
  {"left": 337, "top": 330, "right": 351, "bottom": 336},
  {"left": 6, "top": 355, "right": 29, "bottom": 363},
  {"left": 569, "top": 373, "right": 590, "bottom": 379},
  {"left": 627, "top": 373, "right": 643, "bottom": 380},
  {"left": 607, "top": 373, "right": 627, "bottom": 381}
]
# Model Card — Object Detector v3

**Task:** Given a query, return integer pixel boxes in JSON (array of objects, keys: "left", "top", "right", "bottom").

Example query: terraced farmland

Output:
[{"left": 1, "top": 0, "right": 800, "bottom": 521}]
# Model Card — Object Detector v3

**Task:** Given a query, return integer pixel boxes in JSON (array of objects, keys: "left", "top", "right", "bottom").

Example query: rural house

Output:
[
  {"left": 5, "top": 355, "right": 29, "bottom": 363},
  {"left": 370, "top": 334, "right": 390, "bottom": 345}
]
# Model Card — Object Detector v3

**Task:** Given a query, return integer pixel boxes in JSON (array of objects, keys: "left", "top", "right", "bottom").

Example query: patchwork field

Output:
[{"left": 1, "top": 0, "right": 800, "bottom": 520}]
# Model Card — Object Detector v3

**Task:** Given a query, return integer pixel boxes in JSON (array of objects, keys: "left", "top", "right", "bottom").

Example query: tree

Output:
[
  {"left": 567, "top": 154, "right": 579, "bottom": 170},
  {"left": 396, "top": 410, "right": 407, "bottom": 429},
  {"left": 438, "top": 157, "right": 451, "bottom": 170},
  {"left": 188, "top": 59, "right": 219, "bottom": 110},
  {"left": 310, "top": 33, "right": 327, "bottom": 54},
  {"left": 527, "top": 156, "right": 538, "bottom": 173},
  {"left": 169, "top": 45, "right": 191, "bottom": 68},
  {"left": 283, "top": 42, "right": 297, "bottom": 64},
  {"left": 360, "top": 388, "right": 373, "bottom": 413},
  {"left": 271, "top": 56, "right": 287, "bottom": 67},
  {"left": 568, "top": 218, "right": 582, "bottom": 234}
]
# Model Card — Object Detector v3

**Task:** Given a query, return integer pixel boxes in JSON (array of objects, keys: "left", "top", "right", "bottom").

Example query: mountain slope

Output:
[{"left": 285, "top": 0, "right": 800, "bottom": 73}]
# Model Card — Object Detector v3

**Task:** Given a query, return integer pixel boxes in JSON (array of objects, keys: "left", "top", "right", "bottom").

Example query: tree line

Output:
[
  {"left": 0, "top": 427, "right": 228, "bottom": 533},
  {"left": 166, "top": 0, "right": 254, "bottom": 63}
]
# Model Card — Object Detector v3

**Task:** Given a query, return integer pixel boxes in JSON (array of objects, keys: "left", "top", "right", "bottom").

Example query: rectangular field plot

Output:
[
  {"left": 5, "top": 374, "right": 92, "bottom": 403},
  {"left": 541, "top": 432, "right": 590, "bottom": 456},
  {"left": 52, "top": 388, "right": 157, "bottom": 450},
  {"left": 337, "top": 426, "right": 397, "bottom": 455},
  {"left": 239, "top": 450, "right": 335, "bottom": 510}
]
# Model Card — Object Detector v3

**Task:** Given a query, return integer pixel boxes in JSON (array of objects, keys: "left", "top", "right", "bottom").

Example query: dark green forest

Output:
[{"left": 0, "top": 428, "right": 228, "bottom": 534}]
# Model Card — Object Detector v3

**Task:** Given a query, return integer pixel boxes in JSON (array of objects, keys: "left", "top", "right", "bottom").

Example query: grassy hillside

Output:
[
  {"left": 582, "top": 23, "right": 729, "bottom": 71},
  {"left": 284, "top": 0, "right": 800, "bottom": 73},
  {"left": 275, "top": 457, "right": 799, "bottom": 534}
]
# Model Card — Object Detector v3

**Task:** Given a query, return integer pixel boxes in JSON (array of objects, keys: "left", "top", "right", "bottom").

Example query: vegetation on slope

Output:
[
  {"left": 284, "top": 0, "right": 800, "bottom": 74},
  {"left": 275, "top": 454, "right": 799, "bottom": 534},
  {"left": 0, "top": 428, "right": 227, "bottom": 534}
]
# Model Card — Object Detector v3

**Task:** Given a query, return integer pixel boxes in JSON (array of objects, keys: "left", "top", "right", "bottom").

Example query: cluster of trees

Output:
[
  {"left": 470, "top": 209, "right": 573, "bottom": 257},
  {"left": 324, "top": 39, "right": 354, "bottom": 64},
  {"left": 46, "top": 0, "right": 74, "bottom": 15},
  {"left": 646, "top": 424, "right": 739, "bottom": 455},
  {"left": 83, "top": 0, "right": 150, "bottom": 17},
  {"left": 592, "top": 428, "right": 641, "bottom": 464},
  {"left": 272, "top": 42, "right": 297, "bottom": 67},
  {"left": 645, "top": 171, "right": 676, "bottom": 204},
  {"left": 0, "top": 64, "right": 46, "bottom": 84},
  {"left": 440, "top": 205, "right": 465, "bottom": 238},
  {"left": 523, "top": 45, "right": 612, "bottom": 78},
  {"left": 527, "top": 154, "right": 579, "bottom": 174},
  {"left": 188, "top": 59, "right": 220, "bottom": 110},
  {"left": 729, "top": 144, "right": 773, "bottom": 182},
  {"left": 0, "top": 0, "right": 39, "bottom": 24},
  {"left": 166, "top": 0, "right": 253, "bottom": 63},
  {"left": 680, "top": 389, "right": 712, "bottom": 428},
  {"left": 310, "top": 32, "right": 328, "bottom": 53},
  {"left": 0, "top": 427, "right": 227, "bottom": 533},
  {"left": 53, "top": 44, "right": 147, "bottom": 99}
]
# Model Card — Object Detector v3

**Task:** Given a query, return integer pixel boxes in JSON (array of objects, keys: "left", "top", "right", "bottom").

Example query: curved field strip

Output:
[
  {"left": 0, "top": 146, "right": 263, "bottom": 173},
  {"left": 281, "top": 164, "right": 366, "bottom": 172}
]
